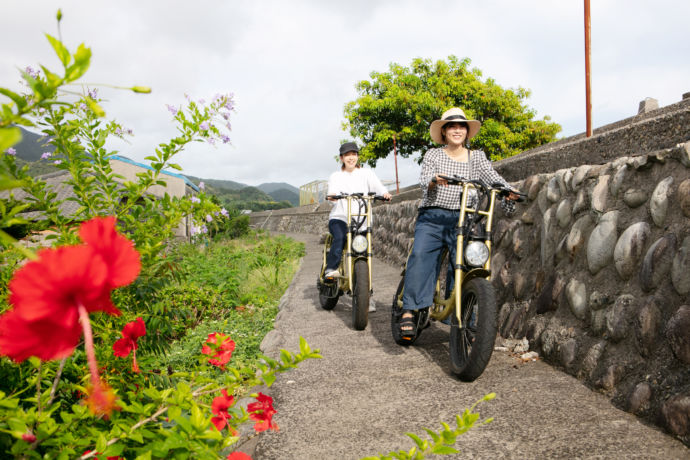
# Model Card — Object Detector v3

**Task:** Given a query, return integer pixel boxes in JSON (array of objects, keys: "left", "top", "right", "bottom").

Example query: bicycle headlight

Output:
[
  {"left": 352, "top": 235, "right": 368, "bottom": 253},
  {"left": 465, "top": 241, "right": 489, "bottom": 267}
]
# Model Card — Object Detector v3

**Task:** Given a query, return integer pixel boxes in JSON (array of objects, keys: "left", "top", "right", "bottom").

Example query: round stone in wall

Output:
[
  {"left": 587, "top": 211, "right": 619, "bottom": 275},
  {"left": 566, "top": 278, "right": 588, "bottom": 320},
  {"left": 639, "top": 234, "right": 677, "bottom": 292},
  {"left": 537, "top": 185, "right": 550, "bottom": 214},
  {"left": 671, "top": 237, "right": 690, "bottom": 295},
  {"left": 572, "top": 187, "right": 589, "bottom": 214},
  {"left": 556, "top": 199, "right": 572, "bottom": 228},
  {"left": 606, "top": 294, "right": 636, "bottom": 342},
  {"left": 610, "top": 164, "right": 628, "bottom": 198},
  {"left": 649, "top": 176, "right": 674, "bottom": 227},
  {"left": 566, "top": 214, "right": 595, "bottom": 260},
  {"left": 661, "top": 394, "right": 690, "bottom": 438},
  {"left": 677, "top": 178, "right": 690, "bottom": 217},
  {"left": 524, "top": 174, "right": 543, "bottom": 201},
  {"left": 613, "top": 222, "right": 650, "bottom": 280},
  {"left": 546, "top": 176, "right": 561, "bottom": 203},
  {"left": 578, "top": 340, "right": 605, "bottom": 381},
  {"left": 628, "top": 382, "right": 652, "bottom": 415},
  {"left": 635, "top": 297, "right": 662, "bottom": 357},
  {"left": 623, "top": 188, "right": 648, "bottom": 208},
  {"left": 591, "top": 175, "right": 610, "bottom": 213},
  {"left": 572, "top": 165, "right": 590, "bottom": 190},
  {"left": 560, "top": 338, "right": 577, "bottom": 370},
  {"left": 666, "top": 305, "right": 690, "bottom": 365}
]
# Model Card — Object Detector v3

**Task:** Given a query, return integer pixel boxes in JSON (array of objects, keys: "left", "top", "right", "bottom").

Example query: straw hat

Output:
[{"left": 429, "top": 108, "right": 481, "bottom": 144}]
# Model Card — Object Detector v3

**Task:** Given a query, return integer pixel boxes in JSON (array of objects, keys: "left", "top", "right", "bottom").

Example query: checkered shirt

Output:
[{"left": 419, "top": 148, "right": 516, "bottom": 214}]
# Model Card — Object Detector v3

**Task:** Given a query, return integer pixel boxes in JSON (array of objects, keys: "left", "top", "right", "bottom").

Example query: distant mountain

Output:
[
  {"left": 256, "top": 182, "right": 299, "bottom": 194},
  {"left": 265, "top": 187, "right": 299, "bottom": 206},
  {"left": 11, "top": 127, "right": 54, "bottom": 162}
]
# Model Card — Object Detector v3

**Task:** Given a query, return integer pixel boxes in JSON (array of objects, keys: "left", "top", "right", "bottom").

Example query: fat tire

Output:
[
  {"left": 391, "top": 277, "right": 420, "bottom": 346},
  {"left": 319, "top": 291, "right": 339, "bottom": 310},
  {"left": 352, "top": 259, "right": 369, "bottom": 330},
  {"left": 449, "top": 278, "right": 497, "bottom": 381}
]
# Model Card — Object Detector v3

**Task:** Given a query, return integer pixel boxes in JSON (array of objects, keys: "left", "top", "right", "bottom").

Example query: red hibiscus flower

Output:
[
  {"left": 201, "top": 332, "right": 235, "bottom": 370},
  {"left": 79, "top": 216, "right": 140, "bottom": 288},
  {"left": 227, "top": 452, "right": 252, "bottom": 460},
  {"left": 210, "top": 388, "right": 236, "bottom": 433},
  {"left": 247, "top": 392, "right": 278, "bottom": 432},
  {"left": 113, "top": 317, "right": 146, "bottom": 373},
  {"left": 0, "top": 217, "right": 140, "bottom": 417}
]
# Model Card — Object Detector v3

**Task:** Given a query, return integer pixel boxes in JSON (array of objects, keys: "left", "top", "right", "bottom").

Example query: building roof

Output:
[{"left": 109, "top": 155, "right": 199, "bottom": 192}]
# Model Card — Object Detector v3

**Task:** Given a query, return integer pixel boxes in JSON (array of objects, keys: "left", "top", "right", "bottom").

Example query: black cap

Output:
[{"left": 339, "top": 142, "right": 359, "bottom": 155}]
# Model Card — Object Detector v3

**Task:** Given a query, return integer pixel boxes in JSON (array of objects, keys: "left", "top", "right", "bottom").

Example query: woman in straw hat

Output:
[
  {"left": 397, "top": 108, "right": 520, "bottom": 338},
  {"left": 324, "top": 142, "right": 391, "bottom": 279}
]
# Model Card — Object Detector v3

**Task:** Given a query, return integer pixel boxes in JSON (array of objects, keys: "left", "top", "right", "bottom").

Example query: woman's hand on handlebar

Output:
[{"left": 431, "top": 174, "right": 450, "bottom": 187}]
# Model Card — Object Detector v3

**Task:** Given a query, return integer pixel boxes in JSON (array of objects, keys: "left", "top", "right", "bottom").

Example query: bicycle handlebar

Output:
[{"left": 436, "top": 174, "right": 526, "bottom": 202}]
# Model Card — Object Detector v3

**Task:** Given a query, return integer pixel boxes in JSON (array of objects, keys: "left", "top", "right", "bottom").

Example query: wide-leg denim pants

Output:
[
  {"left": 325, "top": 219, "right": 348, "bottom": 271},
  {"left": 402, "top": 207, "right": 459, "bottom": 311}
]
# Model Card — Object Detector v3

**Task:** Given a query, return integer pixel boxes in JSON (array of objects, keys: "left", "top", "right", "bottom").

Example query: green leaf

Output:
[
  {"left": 423, "top": 428, "right": 440, "bottom": 443},
  {"left": 65, "top": 44, "right": 91, "bottom": 82},
  {"left": 430, "top": 445, "right": 459, "bottom": 455},
  {"left": 45, "top": 33, "right": 71, "bottom": 67},
  {"left": 0, "top": 88, "right": 27, "bottom": 109},
  {"left": 134, "top": 451, "right": 152, "bottom": 460},
  {"left": 0, "top": 127, "right": 21, "bottom": 153},
  {"left": 129, "top": 431, "right": 144, "bottom": 444},
  {"left": 85, "top": 97, "right": 105, "bottom": 117},
  {"left": 95, "top": 433, "right": 107, "bottom": 453},
  {"left": 262, "top": 372, "right": 276, "bottom": 387},
  {"left": 405, "top": 433, "right": 424, "bottom": 449}
]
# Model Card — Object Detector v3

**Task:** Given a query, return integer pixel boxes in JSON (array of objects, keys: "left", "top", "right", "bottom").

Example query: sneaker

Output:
[
  {"left": 324, "top": 269, "right": 339, "bottom": 278},
  {"left": 368, "top": 298, "right": 376, "bottom": 312}
]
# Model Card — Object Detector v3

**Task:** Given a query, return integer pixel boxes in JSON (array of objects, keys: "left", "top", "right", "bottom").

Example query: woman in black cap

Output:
[
  {"left": 324, "top": 142, "right": 391, "bottom": 278},
  {"left": 398, "top": 108, "right": 520, "bottom": 337}
]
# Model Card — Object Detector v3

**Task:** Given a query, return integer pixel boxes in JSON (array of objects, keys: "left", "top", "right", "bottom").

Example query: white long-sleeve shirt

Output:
[{"left": 327, "top": 168, "right": 388, "bottom": 226}]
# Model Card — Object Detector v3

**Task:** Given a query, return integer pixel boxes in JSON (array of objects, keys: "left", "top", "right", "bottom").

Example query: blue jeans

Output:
[
  {"left": 326, "top": 219, "right": 347, "bottom": 271},
  {"left": 402, "top": 208, "right": 459, "bottom": 311}
]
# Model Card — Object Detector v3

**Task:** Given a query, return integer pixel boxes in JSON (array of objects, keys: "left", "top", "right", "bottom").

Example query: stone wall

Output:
[{"left": 249, "top": 101, "right": 690, "bottom": 444}]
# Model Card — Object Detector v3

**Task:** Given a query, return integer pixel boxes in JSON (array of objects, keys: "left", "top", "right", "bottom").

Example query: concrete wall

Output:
[{"left": 249, "top": 98, "right": 690, "bottom": 444}]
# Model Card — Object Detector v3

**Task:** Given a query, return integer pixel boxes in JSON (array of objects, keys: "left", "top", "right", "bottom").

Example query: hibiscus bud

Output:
[{"left": 22, "top": 432, "right": 36, "bottom": 443}]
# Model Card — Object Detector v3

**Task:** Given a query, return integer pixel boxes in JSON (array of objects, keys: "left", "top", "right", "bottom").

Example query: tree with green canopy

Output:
[{"left": 343, "top": 55, "right": 561, "bottom": 166}]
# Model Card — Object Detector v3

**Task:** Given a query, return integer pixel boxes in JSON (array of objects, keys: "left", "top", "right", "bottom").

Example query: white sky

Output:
[{"left": 1, "top": 0, "right": 688, "bottom": 189}]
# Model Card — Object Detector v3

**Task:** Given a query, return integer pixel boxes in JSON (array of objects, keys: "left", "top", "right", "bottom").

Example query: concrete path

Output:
[{"left": 253, "top": 233, "right": 688, "bottom": 459}]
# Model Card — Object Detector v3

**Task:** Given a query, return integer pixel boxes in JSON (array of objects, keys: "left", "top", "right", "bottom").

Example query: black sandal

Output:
[{"left": 399, "top": 311, "right": 417, "bottom": 338}]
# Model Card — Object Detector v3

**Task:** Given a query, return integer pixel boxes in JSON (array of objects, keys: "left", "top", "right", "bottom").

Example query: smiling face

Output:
[
  {"left": 442, "top": 122, "right": 468, "bottom": 146},
  {"left": 340, "top": 151, "right": 359, "bottom": 171}
]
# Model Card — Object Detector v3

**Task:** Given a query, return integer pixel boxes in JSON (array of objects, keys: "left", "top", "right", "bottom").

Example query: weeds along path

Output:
[{"left": 253, "top": 232, "right": 688, "bottom": 460}]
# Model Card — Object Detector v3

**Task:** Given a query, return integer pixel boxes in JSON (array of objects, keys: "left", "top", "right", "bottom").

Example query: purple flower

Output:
[
  {"left": 205, "top": 214, "right": 213, "bottom": 223},
  {"left": 191, "top": 225, "right": 200, "bottom": 236},
  {"left": 114, "top": 127, "right": 123, "bottom": 136},
  {"left": 199, "top": 181, "right": 205, "bottom": 190},
  {"left": 126, "top": 128, "right": 134, "bottom": 135},
  {"left": 199, "top": 121, "right": 210, "bottom": 131},
  {"left": 79, "top": 103, "right": 88, "bottom": 111},
  {"left": 198, "top": 98, "right": 206, "bottom": 105},
  {"left": 221, "top": 135, "right": 231, "bottom": 144},
  {"left": 201, "top": 225, "right": 208, "bottom": 234},
  {"left": 53, "top": 160, "right": 62, "bottom": 165},
  {"left": 24, "top": 66, "right": 40, "bottom": 79},
  {"left": 220, "top": 208, "right": 229, "bottom": 217},
  {"left": 41, "top": 152, "right": 52, "bottom": 160},
  {"left": 88, "top": 88, "right": 98, "bottom": 99},
  {"left": 166, "top": 104, "right": 178, "bottom": 115},
  {"left": 5, "top": 148, "right": 16, "bottom": 156},
  {"left": 191, "top": 196, "right": 201, "bottom": 204},
  {"left": 206, "top": 137, "right": 216, "bottom": 146}
]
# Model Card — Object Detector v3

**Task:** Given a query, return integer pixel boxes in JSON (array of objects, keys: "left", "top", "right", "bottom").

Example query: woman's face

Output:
[
  {"left": 443, "top": 122, "right": 468, "bottom": 146},
  {"left": 341, "top": 151, "right": 358, "bottom": 171}
]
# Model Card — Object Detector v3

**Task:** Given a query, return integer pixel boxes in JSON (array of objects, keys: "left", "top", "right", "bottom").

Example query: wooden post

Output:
[
  {"left": 393, "top": 134, "right": 400, "bottom": 194},
  {"left": 584, "top": 0, "right": 592, "bottom": 137}
]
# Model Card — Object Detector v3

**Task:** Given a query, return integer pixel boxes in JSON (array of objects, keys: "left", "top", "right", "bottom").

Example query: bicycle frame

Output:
[
  {"left": 429, "top": 182, "right": 501, "bottom": 326},
  {"left": 320, "top": 194, "right": 376, "bottom": 294}
]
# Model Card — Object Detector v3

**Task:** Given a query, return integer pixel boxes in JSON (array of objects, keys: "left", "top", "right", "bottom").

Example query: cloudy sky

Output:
[{"left": 1, "top": 0, "right": 688, "bottom": 189}]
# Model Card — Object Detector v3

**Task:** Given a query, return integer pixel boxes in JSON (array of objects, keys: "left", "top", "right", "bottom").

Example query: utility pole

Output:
[
  {"left": 584, "top": 0, "right": 592, "bottom": 137},
  {"left": 393, "top": 134, "right": 400, "bottom": 194}
]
